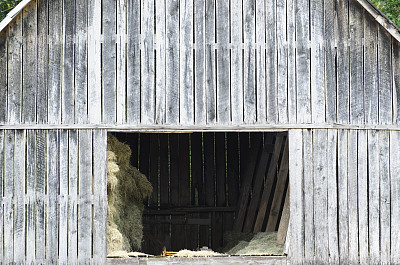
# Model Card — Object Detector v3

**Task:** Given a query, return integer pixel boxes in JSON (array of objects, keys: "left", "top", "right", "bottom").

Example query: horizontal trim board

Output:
[{"left": 1, "top": 123, "right": 400, "bottom": 131}]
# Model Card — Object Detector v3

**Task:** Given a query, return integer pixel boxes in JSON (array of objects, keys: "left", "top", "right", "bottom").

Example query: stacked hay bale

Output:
[{"left": 107, "top": 134, "right": 153, "bottom": 255}]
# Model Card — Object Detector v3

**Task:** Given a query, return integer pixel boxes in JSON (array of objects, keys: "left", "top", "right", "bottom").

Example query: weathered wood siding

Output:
[
  {"left": 289, "top": 129, "right": 400, "bottom": 265},
  {"left": 0, "top": 129, "right": 107, "bottom": 265},
  {"left": 0, "top": 0, "right": 399, "bottom": 127}
]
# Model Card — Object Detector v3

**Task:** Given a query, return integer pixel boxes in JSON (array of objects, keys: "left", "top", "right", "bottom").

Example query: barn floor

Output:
[{"left": 107, "top": 256, "right": 287, "bottom": 265}]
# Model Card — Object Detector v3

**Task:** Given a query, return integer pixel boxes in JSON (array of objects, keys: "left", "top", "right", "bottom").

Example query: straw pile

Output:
[
  {"left": 172, "top": 250, "right": 224, "bottom": 258},
  {"left": 107, "top": 134, "right": 153, "bottom": 256},
  {"left": 222, "top": 231, "right": 284, "bottom": 256}
]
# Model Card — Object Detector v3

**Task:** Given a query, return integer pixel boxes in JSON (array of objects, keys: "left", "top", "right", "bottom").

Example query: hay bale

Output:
[
  {"left": 107, "top": 134, "right": 153, "bottom": 255},
  {"left": 222, "top": 231, "right": 284, "bottom": 256}
]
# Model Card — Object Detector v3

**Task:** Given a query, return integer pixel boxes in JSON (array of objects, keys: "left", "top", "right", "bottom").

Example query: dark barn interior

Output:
[{"left": 111, "top": 132, "right": 289, "bottom": 255}]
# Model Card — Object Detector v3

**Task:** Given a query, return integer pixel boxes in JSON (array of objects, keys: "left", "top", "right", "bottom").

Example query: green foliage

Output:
[
  {"left": 0, "top": 0, "right": 21, "bottom": 22},
  {"left": 372, "top": 0, "right": 400, "bottom": 28}
]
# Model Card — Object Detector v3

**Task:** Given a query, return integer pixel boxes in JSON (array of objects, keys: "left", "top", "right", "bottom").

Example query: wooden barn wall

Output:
[
  {"left": 0, "top": 0, "right": 400, "bottom": 127},
  {"left": 0, "top": 129, "right": 107, "bottom": 264},
  {"left": 289, "top": 129, "right": 400, "bottom": 265}
]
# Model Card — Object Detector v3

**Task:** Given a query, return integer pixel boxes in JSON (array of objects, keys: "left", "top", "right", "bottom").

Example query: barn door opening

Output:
[{"left": 106, "top": 131, "right": 289, "bottom": 256}]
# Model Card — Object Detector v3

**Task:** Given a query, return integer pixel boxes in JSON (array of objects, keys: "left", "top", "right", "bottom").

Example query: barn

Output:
[{"left": 0, "top": 0, "right": 400, "bottom": 264}]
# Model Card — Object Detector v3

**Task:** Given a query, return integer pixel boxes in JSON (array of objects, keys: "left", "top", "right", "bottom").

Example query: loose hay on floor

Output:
[
  {"left": 107, "top": 134, "right": 153, "bottom": 255},
  {"left": 172, "top": 250, "right": 224, "bottom": 258},
  {"left": 222, "top": 231, "right": 284, "bottom": 256}
]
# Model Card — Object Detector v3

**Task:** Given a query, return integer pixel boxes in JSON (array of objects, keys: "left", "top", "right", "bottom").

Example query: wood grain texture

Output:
[
  {"left": 180, "top": 0, "right": 194, "bottom": 124},
  {"left": 0, "top": 29, "right": 7, "bottom": 124},
  {"left": 205, "top": 0, "right": 216, "bottom": 124},
  {"left": 156, "top": 0, "right": 166, "bottom": 124},
  {"left": 256, "top": 0, "right": 266, "bottom": 123},
  {"left": 13, "top": 130, "right": 25, "bottom": 264},
  {"left": 379, "top": 130, "right": 391, "bottom": 264},
  {"left": 68, "top": 130, "right": 79, "bottom": 264},
  {"left": 303, "top": 129, "right": 314, "bottom": 262},
  {"left": 337, "top": 130, "right": 349, "bottom": 264},
  {"left": 7, "top": 15, "right": 22, "bottom": 124},
  {"left": 62, "top": 0, "right": 75, "bottom": 124},
  {"left": 394, "top": 41, "right": 400, "bottom": 124},
  {"left": 23, "top": 2, "right": 37, "bottom": 124},
  {"left": 103, "top": 0, "right": 117, "bottom": 124},
  {"left": 378, "top": 28, "right": 392, "bottom": 125},
  {"left": 349, "top": 0, "right": 364, "bottom": 124},
  {"left": 348, "top": 130, "right": 359, "bottom": 264},
  {"left": 368, "top": 130, "right": 380, "bottom": 264},
  {"left": 37, "top": 0, "right": 48, "bottom": 124},
  {"left": 78, "top": 130, "right": 93, "bottom": 264},
  {"left": 0, "top": 131, "right": 3, "bottom": 263},
  {"left": 126, "top": 0, "right": 140, "bottom": 123},
  {"left": 141, "top": 0, "right": 155, "bottom": 124},
  {"left": 358, "top": 130, "right": 368, "bottom": 264},
  {"left": 93, "top": 130, "right": 107, "bottom": 263},
  {"left": 288, "top": 130, "right": 304, "bottom": 263},
  {"left": 59, "top": 131, "right": 69, "bottom": 264},
  {"left": 75, "top": 0, "right": 88, "bottom": 124},
  {"left": 117, "top": 0, "right": 127, "bottom": 123},
  {"left": 327, "top": 130, "right": 338, "bottom": 264},
  {"left": 390, "top": 131, "right": 400, "bottom": 264},
  {"left": 4, "top": 130, "right": 14, "bottom": 264},
  {"left": 47, "top": 130, "right": 59, "bottom": 264}
]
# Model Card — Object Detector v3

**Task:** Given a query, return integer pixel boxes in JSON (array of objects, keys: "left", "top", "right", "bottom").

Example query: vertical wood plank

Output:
[
  {"left": 23, "top": 2, "right": 37, "bottom": 123},
  {"left": 327, "top": 130, "right": 339, "bottom": 264},
  {"left": 126, "top": 0, "right": 140, "bottom": 123},
  {"left": 75, "top": 0, "right": 88, "bottom": 123},
  {"left": 336, "top": 0, "right": 350, "bottom": 124},
  {"left": 216, "top": 0, "right": 230, "bottom": 124},
  {"left": 93, "top": 130, "right": 107, "bottom": 264},
  {"left": 62, "top": 0, "right": 75, "bottom": 124},
  {"left": 233, "top": 133, "right": 262, "bottom": 232},
  {"left": 35, "top": 130, "right": 47, "bottom": 263},
  {"left": 37, "top": 0, "right": 48, "bottom": 124},
  {"left": 117, "top": 0, "right": 127, "bottom": 123},
  {"left": 364, "top": 13, "right": 378, "bottom": 124},
  {"left": 288, "top": 130, "right": 304, "bottom": 263},
  {"left": 214, "top": 133, "right": 226, "bottom": 248},
  {"left": 206, "top": 0, "right": 216, "bottom": 123},
  {"left": 266, "top": 138, "right": 289, "bottom": 232},
  {"left": 203, "top": 133, "right": 215, "bottom": 207},
  {"left": 393, "top": 41, "right": 400, "bottom": 124},
  {"left": 255, "top": 0, "right": 266, "bottom": 123},
  {"left": 4, "top": 131, "right": 14, "bottom": 264},
  {"left": 338, "top": 130, "right": 349, "bottom": 264},
  {"left": 166, "top": 0, "right": 180, "bottom": 124},
  {"left": 169, "top": 134, "right": 181, "bottom": 250},
  {"left": 265, "top": 0, "right": 277, "bottom": 123},
  {"left": 324, "top": 0, "right": 336, "bottom": 123},
  {"left": 78, "top": 130, "right": 93, "bottom": 264},
  {"left": 179, "top": 134, "right": 191, "bottom": 246},
  {"left": 253, "top": 133, "right": 283, "bottom": 232},
  {"left": 48, "top": 0, "right": 62, "bottom": 124},
  {"left": 47, "top": 130, "right": 59, "bottom": 264},
  {"left": 0, "top": 29, "right": 7, "bottom": 124},
  {"left": 13, "top": 130, "right": 25, "bottom": 264},
  {"left": 59, "top": 131, "right": 69, "bottom": 264},
  {"left": 368, "top": 130, "right": 380, "bottom": 264},
  {"left": 276, "top": 0, "right": 287, "bottom": 123},
  {"left": 349, "top": 0, "right": 364, "bottom": 124},
  {"left": 287, "top": 0, "right": 296, "bottom": 123},
  {"left": 180, "top": 0, "right": 194, "bottom": 124},
  {"left": 313, "top": 130, "right": 328, "bottom": 264},
  {"left": 227, "top": 133, "right": 239, "bottom": 207},
  {"left": 141, "top": 0, "right": 155, "bottom": 124},
  {"left": 348, "top": 130, "right": 359, "bottom": 264},
  {"left": 194, "top": 0, "right": 207, "bottom": 124},
  {"left": 243, "top": 0, "right": 256, "bottom": 123},
  {"left": 390, "top": 131, "right": 400, "bottom": 264},
  {"left": 230, "top": 0, "right": 243, "bottom": 124},
  {"left": 149, "top": 134, "right": 160, "bottom": 205},
  {"left": 378, "top": 28, "right": 393, "bottom": 125},
  {"left": 0, "top": 131, "right": 3, "bottom": 262},
  {"left": 159, "top": 134, "right": 169, "bottom": 206},
  {"left": 68, "top": 130, "right": 79, "bottom": 264},
  {"left": 358, "top": 130, "right": 368, "bottom": 264},
  {"left": 379, "top": 130, "right": 391, "bottom": 264},
  {"left": 303, "top": 129, "right": 314, "bottom": 262},
  {"left": 156, "top": 0, "right": 166, "bottom": 124},
  {"left": 103, "top": 0, "right": 117, "bottom": 124},
  {"left": 139, "top": 133, "right": 150, "bottom": 178},
  {"left": 7, "top": 15, "right": 22, "bottom": 124},
  {"left": 295, "top": 0, "right": 311, "bottom": 123},
  {"left": 310, "top": 0, "right": 325, "bottom": 123}
]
